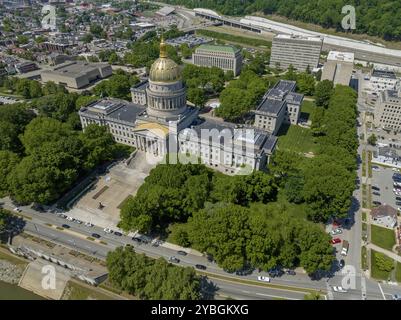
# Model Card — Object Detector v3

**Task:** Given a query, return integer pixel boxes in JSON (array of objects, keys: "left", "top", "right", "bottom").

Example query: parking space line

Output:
[{"left": 378, "top": 283, "right": 386, "bottom": 300}]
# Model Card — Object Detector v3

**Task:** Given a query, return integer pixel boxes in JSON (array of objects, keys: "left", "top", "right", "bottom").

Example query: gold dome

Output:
[{"left": 149, "top": 38, "right": 181, "bottom": 82}]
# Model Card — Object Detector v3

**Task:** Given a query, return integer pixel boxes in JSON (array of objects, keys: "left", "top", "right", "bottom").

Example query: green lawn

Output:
[
  {"left": 300, "top": 100, "right": 316, "bottom": 121},
  {"left": 65, "top": 281, "right": 116, "bottom": 300},
  {"left": 361, "top": 246, "right": 368, "bottom": 271},
  {"left": 371, "top": 224, "right": 396, "bottom": 251},
  {"left": 370, "top": 250, "right": 393, "bottom": 280},
  {"left": 395, "top": 263, "right": 401, "bottom": 283},
  {"left": 277, "top": 124, "right": 318, "bottom": 154}
]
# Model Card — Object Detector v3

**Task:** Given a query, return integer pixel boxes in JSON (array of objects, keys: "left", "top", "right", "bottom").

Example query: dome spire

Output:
[{"left": 160, "top": 34, "right": 167, "bottom": 58}]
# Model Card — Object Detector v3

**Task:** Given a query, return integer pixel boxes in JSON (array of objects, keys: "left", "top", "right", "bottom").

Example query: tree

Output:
[
  {"left": 187, "top": 88, "right": 206, "bottom": 107},
  {"left": 304, "top": 292, "right": 322, "bottom": 300},
  {"left": 297, "top": 73, "right": 316, "bottom": 96},
  {"left": 34, "top": 92, "right": 78, "bottom": 122},
  {"left": 0, "top": 121, "right": 21, "bottom": 153},
  {"left": 82, "top": 33, "right": 93, "bottom": 43},
  {"left": 375, "top": 252, "right": 394, "bottom": 272},
  {"left": 368, "top": 134, "right": 377, "bottom": 146},
  {"left": 315, "top": 80, "right": 334, "bottom": 108},
  {"left": 284, "top": 64, "right": 297, "bottom": 81},
  {"left": 0, "top": 151, "right": 19, "bottom": 197},
  {"left": 106, "top": 246, "right": 201, "bottom": 299}
]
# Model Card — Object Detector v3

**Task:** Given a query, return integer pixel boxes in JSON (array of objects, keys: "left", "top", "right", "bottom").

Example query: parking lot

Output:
[{"left": 371, "top": 165, "right": 400, "bottom": 209}]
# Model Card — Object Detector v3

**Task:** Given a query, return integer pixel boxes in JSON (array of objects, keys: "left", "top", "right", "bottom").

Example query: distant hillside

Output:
[{"left": 161, "top": 0, "right": 401, "bottom": 41}]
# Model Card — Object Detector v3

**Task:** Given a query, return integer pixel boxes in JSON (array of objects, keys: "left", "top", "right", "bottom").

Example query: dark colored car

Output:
[
  {"left": 373, "top": 191, "right": 380, "bottom": 196},
  {"left": 195, "top": 264, "right": 207, "bottom": 270},
  {"left": 339, "top": 259, "right": 345, "bottom": 269},
  {"left": 286, "top": 270, "right": 296, "bottom": 276},
  {"left": 177, "top": 250, "right": 187, "bottom": 256},
  {"left": 396, "top": 197, "right": 401, "bottom": 201},
  {"left": 132, "top": 237, "right": 142, "bottom": 243},
  {"left": 268, "top": 268, "right": 284, "bottom": 277},
  {"left": 114, "top": 231, "right": 123, "bottom": 237},
  {"left": 396, "top": 201, "right": 401, "bottom": 206},
  {"left": 169, "top": 257, "right": 180, "bottom": 263},
  {"left": 62, "top": 224, "right": 70, "bottom": 229},
  {"left": 372, "top": 186, "right": 380, "bottom": 191},
  {"left": 92, "top": 233, "right": 101, "bottom": 239},
  {"left": 373, "top": 201, "right": 382, "bottom": 206}
]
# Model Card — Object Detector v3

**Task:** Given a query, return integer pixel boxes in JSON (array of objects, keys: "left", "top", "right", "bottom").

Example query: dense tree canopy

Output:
[
  {"left": 106, "top": 246, "right": 201, "bottom": 299},
  {"left": 162, "top": 0, "right": 401, "bottom": 41}
]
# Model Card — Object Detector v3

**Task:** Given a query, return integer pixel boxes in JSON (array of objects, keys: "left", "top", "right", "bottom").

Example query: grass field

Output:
[
  {"left": 371, "top": 224, "right": 396, "bottom": 251},
  {"left": 370, "top": 250, "right": 393, "bottom": 281},
  {"left": 300, "top": 100, "right": 316, "bottom": 118},
  {"left": 196, "top": 29, "right": 272, "bottom": 49},
  {"left": 277, "top": 124, "right": 318, "bottom": 154},
  {"left": 64, "top": 281, "right": 115, "bottom": 300},
  {"left": 263, "top": 190, "right": 309, "bottom": 220},
  {"left": 396, "top": 263, "right": 401, "bottom": 283}
]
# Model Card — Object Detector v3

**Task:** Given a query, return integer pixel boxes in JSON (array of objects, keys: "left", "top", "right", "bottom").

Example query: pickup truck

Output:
[{"left": 341, "top": 240, "right": 349, "bottom": 256}]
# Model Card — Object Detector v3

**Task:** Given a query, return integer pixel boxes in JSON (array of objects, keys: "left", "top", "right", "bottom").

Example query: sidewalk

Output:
[{"left": 366, "top": 243, "right": 401, "bottom": 263}]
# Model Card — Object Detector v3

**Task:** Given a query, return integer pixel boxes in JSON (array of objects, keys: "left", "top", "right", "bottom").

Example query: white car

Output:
[
  {"left": 66, "top": 216, "right": 74, "bottom": 222},
  {"left": 13, "top": 207, "right": 21, "bottom": 212},
  {"left": 104, "top": 228, "right": 113, "bottom": 234},
  {"left": 332, "top": 286, "right": 348, "bottom": 293},
  {"left": 74, "top": 219, "right": 82, "bottom": 224},
  {"left": 330, "top": 228, "right": 343, "bottom": 235},
  {"left": 372, "top": 166, "right": 380, "bottom": 171},
  {"left": 257, "top": 276, "right": 270, "bottom": 282},
  {"left": 393, "top": 168, "right": 399, "bottom": 172},
  {"left": 85, "top": 222, "right": 94, "bottom": 227}
]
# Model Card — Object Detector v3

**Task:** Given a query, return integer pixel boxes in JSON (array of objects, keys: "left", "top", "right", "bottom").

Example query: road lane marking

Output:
[{"left": 378, "top": 283, "right": 386, "bottom": 300}]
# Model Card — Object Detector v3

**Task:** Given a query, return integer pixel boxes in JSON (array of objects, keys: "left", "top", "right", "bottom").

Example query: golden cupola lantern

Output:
[{"left": 149, "top": 37, "right": 181, "bottom": 82}]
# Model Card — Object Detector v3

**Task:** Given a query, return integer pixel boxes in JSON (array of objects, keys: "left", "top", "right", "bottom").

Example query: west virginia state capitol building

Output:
[{"left": 79, "top": 39, "right": 277, "bottom": 174}]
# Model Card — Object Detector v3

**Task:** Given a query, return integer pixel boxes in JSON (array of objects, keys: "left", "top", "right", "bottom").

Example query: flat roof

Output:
[
  {"left": 275, "top": 34, "right": 323, "bottom": 43},
  {"left": 257, "top": 98, "right": 286, "bottom": 115},
  {"left": 327, "top": 51, "right": 354, "bottom": 63},
  {"left": 372, "top": 69, "right": 397, "bottom": 79},
  {"left": 197, "top": 44, "right": 240, "bottom": 54},
  {"left": 42, "top": 61, "right": 109, "bottom": 78}
]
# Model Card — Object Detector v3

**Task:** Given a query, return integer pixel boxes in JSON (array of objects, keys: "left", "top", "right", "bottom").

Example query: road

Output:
[{"left": 3, "top": 196, "right": 401, "bottom": 300}]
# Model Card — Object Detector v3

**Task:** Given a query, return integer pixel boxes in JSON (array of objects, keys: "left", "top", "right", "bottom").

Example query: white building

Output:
[
  {"left": 321, "top": 51, "right": 354, "bottom": 86},
  {"left": 370, "top": 69, "right": 400, "bottom": 93},
  {"left": 269, "top": 34, "right": 323, "bottom": 71}
]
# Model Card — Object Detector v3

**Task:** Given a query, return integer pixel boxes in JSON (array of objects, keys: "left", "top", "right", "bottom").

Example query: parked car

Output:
[
  {"left": 114, "top": 231, "right": 123, "bottom": 237},
  {"left": 332, "top": 286, "right": 348, "bottom": 293},
  {"left": 195, "top": 264, "right": 207, "bottom": 270},
  {"left": 91, "top": 233, "right": 101, "bottom": 239},
  {"left": 373, "top": 201, "right": 382, "bottom": 206},
  {"left": 58, "top": 214, "right": 67, "bottom": 219},
  {"left": 132, "top": 237, "right": 142, "bottom": 243},
  {"left": 372, "top": 191, "right": 380, "bottom": 196},
  {"left": 103, "top": 228, "right": 113, "bottom": 234},
  {"left": 285, "top": 270, "right": 296, "bottom": 276},
  {"left": 62, "top": 224, "right": 70, "bottom": 229},
  {"left": 372, "top": 185, "right": 380, "bottom": 191},
  {"left": 177, "top": 250, "right": 187, "bottom": 256},
  {"left": 396, "top": 197, "right": 401, "bottom": 201},
  {"left": 74, "top": 219, "right": 82, "bottom": 224},
  {"left": 372, "top": 166, "right": 380, "bottom": 171},
  {"left": 339, "top": 259, "right": 345, "bottom": 269},
  {"left": 330, "top": 228, "right": 343, "bottom": 235},
  {"left": 168, "top": 256, "right": 180, "bottom": 263},
  {"left": 257, "top": 276, "right": 270, "bottom": 282},
  {"left": 13, "top": 207, "right": 21, "bottom": 212},
  {"left": 84, "top": 222, "right": 93, "bottom": 227},
  {"left": 66, "top": 216, "right": 74, "bottom": 222},
  {"left": 331, "top": 238, "right": 342, "bottom": 245},
  {"left": 392, "top": 294, "right": 401, "bottom": 300}
]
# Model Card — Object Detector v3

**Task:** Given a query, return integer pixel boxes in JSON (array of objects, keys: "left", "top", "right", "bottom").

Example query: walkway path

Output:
[{"left": 366, "top": 243, "right": 401, "bottom": 263}]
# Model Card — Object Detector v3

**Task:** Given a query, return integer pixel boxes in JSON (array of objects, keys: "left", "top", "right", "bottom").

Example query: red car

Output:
[{"left": 331, "top": 238, "right": 342, "bottom": 245}]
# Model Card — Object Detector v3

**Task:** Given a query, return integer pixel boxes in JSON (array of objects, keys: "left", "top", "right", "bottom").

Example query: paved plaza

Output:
[{"left": 66, "top": 152, "right": 160, "bottom": 230}]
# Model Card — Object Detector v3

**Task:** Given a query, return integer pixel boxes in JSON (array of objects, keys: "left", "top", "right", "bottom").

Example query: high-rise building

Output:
[
  {"left": 369, "top": 69, "right": 400, "bottom": 93},
  {"left": 270, "top": 34, "right": 323, "bottom": 71},
  {"left": 192, "top": 44, "right": 243, "bottom": 76},
  {"left": 374, "top": 89, "right": 401, "bottom": 132}
]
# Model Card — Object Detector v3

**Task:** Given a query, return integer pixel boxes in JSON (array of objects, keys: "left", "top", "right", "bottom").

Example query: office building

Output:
[
  {"left": 41, "top": 61, "right": 112, "bottom": 89},
  {"left": 270, "top": 34, "right": 323, "bottom": 71},
  {"left": 370, "top": 69, "right": 400, "bottom": 93},
  {"left": 374, "top": 89, "right": 401, "bottom": 132},
  {"left": 321, "top": 51, "right": 354, "bottom": 86},
  {"left": 193, "top": 44, "right": 243, "bottom": 76}
]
